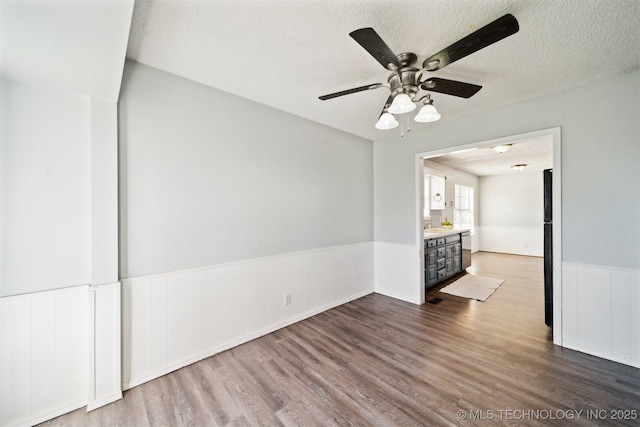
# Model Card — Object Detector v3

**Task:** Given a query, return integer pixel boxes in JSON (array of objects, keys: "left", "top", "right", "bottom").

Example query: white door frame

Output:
[{"left": 415, "top": 127, "right": 562, "bottom": 345}]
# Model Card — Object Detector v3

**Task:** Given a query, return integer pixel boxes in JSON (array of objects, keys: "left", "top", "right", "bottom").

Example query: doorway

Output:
[{"left": 415, "top": 127, "right": 562, "bottom": 345}]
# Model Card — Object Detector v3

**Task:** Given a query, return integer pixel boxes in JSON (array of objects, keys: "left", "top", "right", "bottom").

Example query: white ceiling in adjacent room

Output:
[{"left": 427, "top": 136, "right": 553, "bottom": 176}]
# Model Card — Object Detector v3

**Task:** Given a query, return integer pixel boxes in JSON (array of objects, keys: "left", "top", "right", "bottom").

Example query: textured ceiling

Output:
[
  {"left": 2, "top": 0, "right": 637, "bottom": 140},
  {"left": 427, "top": 135, "right": 553, "bottom": 176},
  {"left": 127, "top": 0, "right": 640, "bottom": 141}
]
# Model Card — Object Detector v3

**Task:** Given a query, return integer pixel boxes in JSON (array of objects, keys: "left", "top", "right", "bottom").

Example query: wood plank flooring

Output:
[{"left": 39, "top": 252, "right": 639, "bottom": 426}]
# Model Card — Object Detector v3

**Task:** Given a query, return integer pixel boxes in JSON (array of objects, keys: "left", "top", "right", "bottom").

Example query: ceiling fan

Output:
[{"left": 319, "top": 14, "right": 519, "bottom": 130}]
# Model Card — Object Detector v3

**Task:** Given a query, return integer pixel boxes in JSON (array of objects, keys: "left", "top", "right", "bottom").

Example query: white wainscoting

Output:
[
  {"left": 562, "top": 262, "right": 639, "bottom": 368},
  {"left": 477, "top": 225, "right": 544, "bottom": 257},
  {"left": 373, "top": 242, "right": 421, "bottom": 305},
  {"left": 87, "top": 283, "right": 122, "bottom": 411},
  {"left": 0, "top": 286, "right": 89, "bottom": 427},
  {"left": 121, "top": 242, "right": 374, "bottom": 390}
]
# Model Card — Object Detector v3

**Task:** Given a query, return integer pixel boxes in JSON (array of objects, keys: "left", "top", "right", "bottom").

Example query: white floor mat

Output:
[{"left": 439, "top": 274, "right": 504, "bottom": 301}]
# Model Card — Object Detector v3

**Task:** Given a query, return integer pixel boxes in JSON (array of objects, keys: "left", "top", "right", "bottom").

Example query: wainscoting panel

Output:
[
  {"left": 561, "top": 262, "right": 639, "bottom": 368},
  {"left": 121, "top": 242, "right": 374, "bottom": 390},
  {"left": 87, "top": 283, "right": 122, "bottom": 411},
  {"left": 0, "top": 286, "right": 89, "bottom": 427},
  {"left": 167, "top": 273, "right": 195, "bottom": 370},
  {"left": 373, "top": 242, "right": 421, "bottom": 305}
]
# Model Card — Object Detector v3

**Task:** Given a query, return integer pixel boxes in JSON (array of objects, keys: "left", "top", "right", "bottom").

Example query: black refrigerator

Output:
[{"left": 543, "top": 169, "right": 553, "bottom": 328}]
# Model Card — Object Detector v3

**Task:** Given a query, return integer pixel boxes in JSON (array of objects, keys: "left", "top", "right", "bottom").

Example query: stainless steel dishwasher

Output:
[{"left": 461, "top": 231, "right": 471, "bottom": 269}]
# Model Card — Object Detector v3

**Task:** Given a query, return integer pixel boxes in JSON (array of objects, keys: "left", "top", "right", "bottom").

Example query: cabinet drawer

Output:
[
  {"left": 437, "top": 258, "right": 446, "bottom": 270},
  {"left": 437, "top": 268, "right": 447, "bottom": 280},
  {"left": 437, "top": 238, "right": 446, "bottom": 246},
  {"left": 445, "top": 234, "right": 460, "bottom": 244},
  {"left": 425, "top": 239, "right": 437, "bottom": 248},
  {"left": 437, "top": 247, "right": 446, "bottom": 258}
]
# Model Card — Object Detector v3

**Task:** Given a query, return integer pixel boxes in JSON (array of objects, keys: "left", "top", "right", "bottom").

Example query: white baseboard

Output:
[
  {"left": 12, "top": 401, "right": 87, "bottom": 427},
  {"left": 562, "top": 342, "right": 639, "bottom": 369},
  {"left": 86, "top": 392, "right": 123, "bottom": 412}
]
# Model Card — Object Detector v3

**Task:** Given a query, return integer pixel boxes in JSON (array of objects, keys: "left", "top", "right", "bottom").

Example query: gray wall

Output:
[
  {"left": 119, "top": 61, "right": 373, "bottom": 278},
  {"left": 0, "top": 78, "right": 92, "bottom": 296},
  {"left": 374, "top": 71, "right": 639, "bottom": 269}
]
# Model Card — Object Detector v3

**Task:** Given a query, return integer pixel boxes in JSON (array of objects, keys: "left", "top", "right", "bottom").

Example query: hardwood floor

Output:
[{"left": 40, "top": 252, "right": 639, "bottom": 426}]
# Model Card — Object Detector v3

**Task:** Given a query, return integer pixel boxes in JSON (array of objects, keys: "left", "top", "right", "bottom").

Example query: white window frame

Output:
[{"left": 454, "top": 184, "right": 474, "bottom": 234}]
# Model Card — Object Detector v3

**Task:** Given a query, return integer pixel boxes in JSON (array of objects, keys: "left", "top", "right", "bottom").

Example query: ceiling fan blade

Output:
[
  {"left": 319, "top": 83, "right": 384, "bottom": 100},
  {"left": 422, "top": 14, "right": 519, "bottom": 71},
  {"left": 420, "top": 78, "right": 482, "bottom": 98},
  {"left": 350, "top": 28, "right": 401, "bottom": 70},
  {"left": 380, "top": 95, "right": 394, "bottom": 114}
]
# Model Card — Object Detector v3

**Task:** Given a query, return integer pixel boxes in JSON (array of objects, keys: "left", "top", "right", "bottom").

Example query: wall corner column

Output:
[{"left": 88, "top": 97, "right": 122, "bottom": 410}]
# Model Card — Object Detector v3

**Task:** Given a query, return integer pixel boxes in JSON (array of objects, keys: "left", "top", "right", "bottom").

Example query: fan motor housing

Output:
[{"left": 388, "top": 66, "right": 419, "bottom": 99}]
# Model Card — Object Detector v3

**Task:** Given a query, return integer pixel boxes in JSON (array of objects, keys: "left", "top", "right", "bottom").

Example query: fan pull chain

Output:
[{"left": 399, "top": 113, "right": 411, "bottom": 137}]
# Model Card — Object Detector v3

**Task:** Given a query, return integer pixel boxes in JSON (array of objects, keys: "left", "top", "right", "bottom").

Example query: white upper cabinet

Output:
[
  {"left": 430, "top": 175, "right": 445, "bottom": 210},
  {"left": 445, "top": 175, "right": 456, "bottom": 208}
]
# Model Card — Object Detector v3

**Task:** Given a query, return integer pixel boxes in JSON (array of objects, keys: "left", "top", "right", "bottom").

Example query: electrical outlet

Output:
[{"left": 284, "top": 293, "right": 291, "bottom": 306}]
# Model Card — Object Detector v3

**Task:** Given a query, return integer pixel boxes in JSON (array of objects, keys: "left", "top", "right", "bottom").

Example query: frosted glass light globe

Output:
[
  {"left": 414, "top": 103, "right": 441, "bottom": 122},
  {"left": 388, "top": 93, "right": 416, "bottom": 114},
  {"left": 375, "top": 112, "right": 399, "bottom": 130}
]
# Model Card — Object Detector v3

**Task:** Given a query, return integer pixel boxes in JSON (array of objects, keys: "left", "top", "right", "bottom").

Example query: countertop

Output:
[{"left": 423, "top": 228, "right": 470, "bottom": 239}]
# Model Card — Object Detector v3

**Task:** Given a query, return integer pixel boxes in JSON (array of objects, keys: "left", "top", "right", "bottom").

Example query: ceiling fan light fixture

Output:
[
  {"left": 511, "top": 163, "right": 527, "bottom": 171},
  {"left": 491, "top": 144, "right": 512, "bottom": 154},
  {"left": 319, "top": 15, "right": 520, "bottom": 133},
  {"left": 388, "top": 93, "right": 416, "bottom": 114},
  {"left": 375, "top": 112, "right": 399, "bottom": 130},
  {"left": 414, "top": 103, "right": 441, "bottom": 123}
]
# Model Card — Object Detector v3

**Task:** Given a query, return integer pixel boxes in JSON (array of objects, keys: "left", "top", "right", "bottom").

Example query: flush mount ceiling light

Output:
[
  {"left": 511, "top": 164, "right": 527, "bottom": 171},
  {"left": 318, "top": 14, "right": 519, "bottom": 133},
  {"left": 491, "top": 144, "right": 512, "bottom": 154}
]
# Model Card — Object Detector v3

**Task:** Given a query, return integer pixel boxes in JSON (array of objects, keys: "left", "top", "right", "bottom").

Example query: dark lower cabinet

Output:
[
  {"left": 427, "top": 265, "right": 436, "bottom": 282},
  {"left": 425, "top": 233, "right": 464, "bottom": 288}
]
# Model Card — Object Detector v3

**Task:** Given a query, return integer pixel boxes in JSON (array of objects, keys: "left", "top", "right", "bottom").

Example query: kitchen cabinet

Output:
[
  {"left": 430, "top": 175, "right": 445, "bottom": 210},
  {"left": 429, "top": 174, "right": 455, "bottom": 210},
  {"left": 445, "top": 175, "right": 455, "bottom": 208},
  {"left": 425, "top": 232, "right": 463, "bottom": 288}
]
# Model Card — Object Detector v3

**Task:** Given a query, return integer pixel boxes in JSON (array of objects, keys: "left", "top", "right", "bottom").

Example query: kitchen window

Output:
[{"left": 454, "top": 184, "right": 474, "bottom": 233}]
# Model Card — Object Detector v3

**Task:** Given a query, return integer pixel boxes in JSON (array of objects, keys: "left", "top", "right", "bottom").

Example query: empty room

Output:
[{"left": 1, "top": 1, "right": 638, "bottom": 426}]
